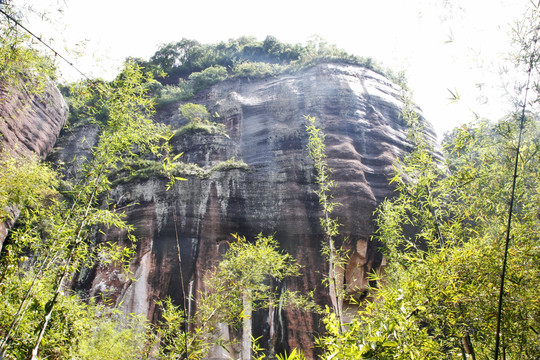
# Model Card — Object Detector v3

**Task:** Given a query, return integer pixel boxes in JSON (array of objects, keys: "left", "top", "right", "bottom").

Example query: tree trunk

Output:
[{"left": 242, "top": 291, "right": 252, "bottom": 360}]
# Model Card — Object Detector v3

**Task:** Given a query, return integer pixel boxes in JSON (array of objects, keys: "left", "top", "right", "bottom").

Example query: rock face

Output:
[
  {"left": 0, "top": 82, "right": 68, "bottom": 159},
  {"left": 0, "top": 82, "right": 68, "bottom": 248},
  {"left": 59, "top": 63, "right": 434, "bottom": 358}
]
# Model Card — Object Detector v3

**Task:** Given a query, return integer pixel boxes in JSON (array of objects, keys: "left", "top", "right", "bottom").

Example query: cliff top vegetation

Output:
[
  {"left": 127, "top": 35, "right": 399, "bottom": 108},
  {"left": 131, "top": 35, "right": 393, "bottom": 86}
]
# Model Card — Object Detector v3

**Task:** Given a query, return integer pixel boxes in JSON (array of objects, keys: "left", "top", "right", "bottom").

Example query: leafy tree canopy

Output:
[{"left": 134, "top": 35, "right": 389, "bottom": 86}]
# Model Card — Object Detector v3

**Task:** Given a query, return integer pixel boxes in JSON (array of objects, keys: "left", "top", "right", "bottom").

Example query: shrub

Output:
[
  {"left": 110, "top": 158, "right": 208, "bottom": 185},
  {"left": 110, "top": 155, "right": 249, "bottom": 186},
  {"left": 154, "top": 82, "right": 194, "bottom": 108},
  {"left": 179, "top": 103, "right": 209, "bottom": 122},
  {"left": 232, "top": 61, "right": 282, "bottom": 79},
  {"left": 188, "top": 65, "right": 227, "bottom": 92},
  {"left": 172, "top": 119, "right": 227, "bottom": 138},
  {"left": 211, "top": 157, "right": 249, "bottom": 172}
]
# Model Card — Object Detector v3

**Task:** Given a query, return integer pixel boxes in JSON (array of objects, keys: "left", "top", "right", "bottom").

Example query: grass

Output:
[{"left": 172, "top": 119, "right": 228, "bottom": 138}]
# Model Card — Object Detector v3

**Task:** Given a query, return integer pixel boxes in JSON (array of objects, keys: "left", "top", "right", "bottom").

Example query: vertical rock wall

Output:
[
  {"left": 0, "top": 82, "right": 68, "bottom": 159},
  {"left": 0, "top": 82, "right": 68, "bottom": 248},
  {"left": 57, "top": 62, "right": 434, "bottom": 358}
]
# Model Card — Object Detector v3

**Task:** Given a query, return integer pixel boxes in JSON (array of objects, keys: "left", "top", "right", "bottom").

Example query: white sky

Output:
[{"left": 11, "top": 0, "right": 530, "bottom": 140}]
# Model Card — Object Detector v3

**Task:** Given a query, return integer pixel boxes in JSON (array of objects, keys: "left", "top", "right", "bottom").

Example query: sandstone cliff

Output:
[
  {"left": 55, "top": 62, "right": 434, "bottom": 358},
  {"left": 0, "top": 82, "right": 68, "bottom": 248},
  {"left": 0, "top": 82, "right": 68, "bottom": 159}
]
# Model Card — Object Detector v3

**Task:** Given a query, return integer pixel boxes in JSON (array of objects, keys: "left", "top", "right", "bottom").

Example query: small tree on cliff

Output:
[
  {"left": 179, "top": 102, "right": 210, "bottom": 122},
  {"left": 305, "top": 115, "right": 348, "bottom": 333},
  {"left": 214, "top": 233, "right": 300, "bottom": 360},
  {"left": 154, "top": 233, "right": 301, "bottom": 360}
]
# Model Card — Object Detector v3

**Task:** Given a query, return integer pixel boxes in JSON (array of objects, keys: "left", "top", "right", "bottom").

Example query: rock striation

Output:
[
  {"left": 0, "top": 82, "right": 68, "bottom": 159},
  {"left": 0, "top": 82, "right": 68, "bottom": 248},
  {"left": 58, "top": 62, "right": 434, "bottom": 358}
]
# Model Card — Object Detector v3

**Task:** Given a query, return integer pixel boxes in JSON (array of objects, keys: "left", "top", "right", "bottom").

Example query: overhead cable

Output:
[{"left": 0, "top": 7, "right": 91, "bottom": 81}]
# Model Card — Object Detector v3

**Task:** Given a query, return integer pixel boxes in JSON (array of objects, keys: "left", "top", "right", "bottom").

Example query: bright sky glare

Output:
[{"left": 12, "top": 0, "right": 530, "bottom": 140}]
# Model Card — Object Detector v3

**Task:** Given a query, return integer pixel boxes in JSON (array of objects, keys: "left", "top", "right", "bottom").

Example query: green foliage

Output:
[
  {"left": 125, "top": 56, "right": 167, "bottom": 81},
  {"left": 305, "top": 115, "right": 348, "bottom": 333},
  {"left": 276, "top": 348, "right": 307, "bottom": 360},
  {"left": 179, "top": 103, "right": 210, "bottom": 122},
  {"left": 152, "top": 234, "right": 302, "bottom": 359},
  {"left": 0, "top": 4, "right": 56, "bottom": 99},
  {"left": 141, "top": 35, "right": 398, "bottom": 101},
  {"left": 152, "top": 83, "right": 194, "bottom": 109},
  {"left": 173, "top": 103, "right": 227, "bottom": 137},
  {"left": 69, "top": 306, "right": 149, "bottom": 360},
  {"left": 61, "top": 79, "right": 110, "bottom": 127},
  {"left": 0, "top": 152, "right": 58, "bottom": 224},
  {"left": 206, "top": 233, "right": 301, "bottom": 358},
  {"left": 291, "top": 35, "right": 374, "bottom": 72},
  {"left": 317, "top": 299, "right": 441, "bottom": 359},
  {"left": 315, "top": 5, "right": 540, "bottom": 354},
  {"left": 217, "top": 234, "right": 300, "bottom": 296},
  {"left": 110, "top": 157, "right": 201, "bottom": 186},
  {"left": 0, "top": 61, "right": 171, "bottom": 358},
  {"left": 192, "top": 233, "right": 302, "bottom": 331},
  {"left": 153, "top": 298, "right": 197, "bottom": 359},
  {"left": 188, "top": 65, "right": 228, "bottom": 92},
  {"left": 232, "top": 61, "right": 282, "bottom": 79},
  {"left": 0, "top": 268, "right": 149, "bottom": 359},
  {"left": 317, "top": 96, "right": 540, "bottom": 360},
  {"left": 305, "top": 116, "right": 342, "bottom": 225},
  {"left": 250, "top": 335, "right": 272, "bottom": 360},
  {"left": 161, "top": 152, "right": 188, "bottom": 190},
  {"left": 210, "top": 157, "right": 249, "bottom": 172},
  {"left": 149, "top": 39, "right": 207, "bottom": 83},
  {"left": 110, "top": 156, "right": 249, "bottom": 187},
  {"left": 143, "top": 35, "right": 394, "bottom": 89},
  {"left": 173, "top": 119, "right": 227, "bottom": 137},
  {"left": 148, "top": 36, "right": 297, "bottom": 85}
]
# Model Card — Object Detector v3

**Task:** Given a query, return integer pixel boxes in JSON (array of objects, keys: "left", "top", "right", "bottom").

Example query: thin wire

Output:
[
  {"left": 493, "top": 29, "right": 538, "bottom": 360},
  {"left": 0, "top": 7, "right": 91, "bottom": 80}
]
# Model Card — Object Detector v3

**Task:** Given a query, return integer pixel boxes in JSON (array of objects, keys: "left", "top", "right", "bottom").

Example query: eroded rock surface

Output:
[
  {"left": 0, "top": 82, "right": 68, "bottom": 248},
  {"left": 0, "top": 82, "right": 68, "bottom": 159},
  {"left": 60, "top": 63, "right": 434, "bottom": 358}
]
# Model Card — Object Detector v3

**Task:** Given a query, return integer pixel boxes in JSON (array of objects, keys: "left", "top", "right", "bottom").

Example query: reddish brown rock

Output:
[
  {"left": 0, "top": 82, "right": 68, "bottom": 159},
  {"left": 0, "top": 82, "right": 68, "bottom": 249},
  {"left": 61, "top": 62, "right": 434, "bottom": 358}
]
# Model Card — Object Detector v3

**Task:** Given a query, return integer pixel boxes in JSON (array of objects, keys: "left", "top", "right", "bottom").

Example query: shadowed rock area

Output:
[{"left": 55, "top": 62, "right": 434, "bottom": 358}]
